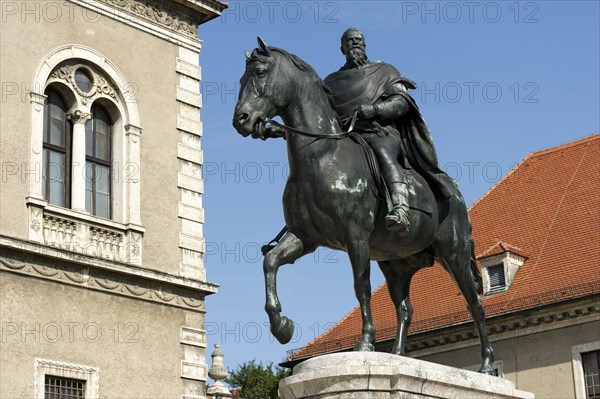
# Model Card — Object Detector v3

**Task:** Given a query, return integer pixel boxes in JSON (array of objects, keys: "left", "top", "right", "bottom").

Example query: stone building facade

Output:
[{"left": 0, "top": 0, "right": 226, "bottom": 397}]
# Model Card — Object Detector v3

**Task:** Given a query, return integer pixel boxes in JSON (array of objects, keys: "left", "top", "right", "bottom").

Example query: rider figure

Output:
[
  {"left": 324, "top": 28, "right": 458, "bottom": 233},
  {"left": 264, "top": 28, "right": 457, "bottom": 235},
  {"left": 324, "top": 28, "right": 415, "bottom": 232}
]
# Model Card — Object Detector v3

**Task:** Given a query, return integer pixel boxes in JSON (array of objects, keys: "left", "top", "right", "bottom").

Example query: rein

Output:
[{"left": 261, "top": 111, "right": 357, "bottom": 140}]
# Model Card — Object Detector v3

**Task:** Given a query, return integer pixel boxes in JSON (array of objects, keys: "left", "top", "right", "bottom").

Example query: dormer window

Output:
[{"left": 477, "top": 242, "right": 527, "bottom": 296}]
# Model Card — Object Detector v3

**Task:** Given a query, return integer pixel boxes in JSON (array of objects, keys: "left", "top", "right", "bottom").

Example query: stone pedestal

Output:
[{"left": 279, "top": 353, "right": 534, "bottom": 399}]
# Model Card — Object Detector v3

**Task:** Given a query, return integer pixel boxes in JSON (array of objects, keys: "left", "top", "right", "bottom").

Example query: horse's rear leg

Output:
[
  {"left": 378, "top": 260, "right": 416, "bottom": 355},
  {"left": 439, "top": 237, "right": 495, "bottom": 375},
  {"left": 347, "top": 239, "right": 376, "bottom": 351},
  {"left": 264, "top": 231, "right": 315, "bottom": 344}
]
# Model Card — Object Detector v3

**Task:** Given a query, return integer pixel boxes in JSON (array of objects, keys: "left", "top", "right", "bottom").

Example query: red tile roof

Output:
[
  {"left": 477, "top": 241, "right": 528, "bottom": 259},
  {"left": 291, "top": 134, "right": 600, "bottom": 360}
]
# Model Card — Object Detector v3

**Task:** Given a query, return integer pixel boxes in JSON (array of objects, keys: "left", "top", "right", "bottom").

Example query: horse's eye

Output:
[{"left": 256, "top": 68, "right": 267, "bottom": 77}]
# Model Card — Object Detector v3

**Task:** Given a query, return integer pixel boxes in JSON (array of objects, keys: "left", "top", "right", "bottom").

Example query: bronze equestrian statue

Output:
[{"left": 232, "top": 34, "right": 495, "bottom": 374}]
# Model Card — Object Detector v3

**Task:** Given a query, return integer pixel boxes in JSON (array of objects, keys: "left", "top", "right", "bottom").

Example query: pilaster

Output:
[
  {"left": 176, "top": 46, "right": 206, "bottom": 283},
  {"left": 175, "top": 43, "right": 207, "bottom": 399},
  {"left": 28, "top": 92, "right": 47, "bottom": 200}
]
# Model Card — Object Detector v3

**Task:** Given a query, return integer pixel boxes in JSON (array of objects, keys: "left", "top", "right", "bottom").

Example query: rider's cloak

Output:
[{"left": 324, "top": 61, "right": 457, "bottom": 199}]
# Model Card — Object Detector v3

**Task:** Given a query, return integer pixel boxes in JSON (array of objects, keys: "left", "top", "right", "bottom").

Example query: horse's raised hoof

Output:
[
  {"left": 271, "top": 316, "right": 294, "bottom": 344},
  {"left": 353, "top": 341, "right": 374, "bottom": 352}
]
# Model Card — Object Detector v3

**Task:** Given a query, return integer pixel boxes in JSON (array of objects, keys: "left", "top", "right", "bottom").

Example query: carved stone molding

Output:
[
  {"left": 97, "top": 0, "right": 199, "bottom": 38},
  {"left": 67, "top": 110, "right": 92, "bottom": 124},
  {"left": 0, "top": 241, "right": 216, "bottom": 311},
  {"left": 29, "top": 92, "right": 48, "bottom": 110},
  {"left": 50, "top": 64, "right": 118, "bottom": 105}
]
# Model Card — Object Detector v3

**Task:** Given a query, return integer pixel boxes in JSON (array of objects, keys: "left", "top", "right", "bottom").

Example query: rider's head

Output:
[{"left": 340, "top": 28, "right": 367, "bottom": 67}]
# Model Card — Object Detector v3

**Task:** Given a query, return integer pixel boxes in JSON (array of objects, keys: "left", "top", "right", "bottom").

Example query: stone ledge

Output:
[
  {"left": 178, "top": 115, "right": 203, "bottom": 136},
  {"left": 178, "top": 173, "right": 204, "bottom": 193},
  {"left": 0, "top": 235, "right": 218, "bottom": 311},
  {"left": 177, "top": 86, "right": 203, "bottom": 108},
  {"left": 279, "top": 353, "right": 534, "bottom": 399},
  {"left": 178, "top": 143, "right": 204, "bottom": 164}
]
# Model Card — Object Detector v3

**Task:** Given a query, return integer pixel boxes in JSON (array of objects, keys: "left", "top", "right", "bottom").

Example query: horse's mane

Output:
[{"left": 251, "top": 46, "right": 340, "bottom": 124}]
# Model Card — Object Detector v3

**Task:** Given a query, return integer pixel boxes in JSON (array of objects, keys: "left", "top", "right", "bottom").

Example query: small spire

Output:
[{"left": 207, "top": 343, "right": 232, "bottom": 397}]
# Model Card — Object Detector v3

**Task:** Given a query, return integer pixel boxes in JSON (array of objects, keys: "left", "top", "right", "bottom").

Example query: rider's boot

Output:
[{"left": 385, "top": 182, "right": 410, "bottom": 233}]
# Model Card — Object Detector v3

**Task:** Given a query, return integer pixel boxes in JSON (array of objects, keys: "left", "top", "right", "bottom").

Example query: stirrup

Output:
[{"left": 385, "top": 208, "right": 410, "bottom": 233}]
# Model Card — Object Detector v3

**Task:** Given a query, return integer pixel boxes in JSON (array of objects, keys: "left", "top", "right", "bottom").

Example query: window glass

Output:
[
  {"left": 85, "top": 162, "right": 93, "bottom": 213},
  {"left": 48, "top": 152, "right": 65, "bottom": 207},
  {"left": 85, "top": 119, "right": 93, "bottom": 156},
  {"left": 95, "top": 108, "right": 110, "bottom": 161},
  {"left": 43, "top": 89, "right": 69, "bottom": 207},
  {"left": 42, "top": 149, "right": 48, "bottom": 202},
  {"left": 74, "top": 69, "right": 93, "bottom": 93},
  {"left": 85, "top": 104, "right": 112, "bottom": 218},
  {"left": 583, "top": 350, "right": 600, "bottom": 398},
  {"left": 489, "top": 264, "right": 505, "bottom": 289},
  {"left": 49, "top": 102, "right": 65, "bottom": 147},
  {"left": 48, "top": 151, "right": 65, "bottom": 181},
  {"left": 95, "top": 165, "right": 110, "bottom": 218}
]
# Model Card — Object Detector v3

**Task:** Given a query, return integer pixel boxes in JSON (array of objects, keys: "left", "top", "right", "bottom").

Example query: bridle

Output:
[{"left": 249, "top": 49, "right": 358, "bottom": 140}]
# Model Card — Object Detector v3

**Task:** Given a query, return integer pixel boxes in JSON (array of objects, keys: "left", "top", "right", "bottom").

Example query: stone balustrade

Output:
[{"left": 28, "top": 198, "right": 144, "bottom": 265}]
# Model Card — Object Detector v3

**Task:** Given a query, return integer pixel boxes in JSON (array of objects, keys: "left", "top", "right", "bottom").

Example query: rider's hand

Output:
[
  {"left": 265, "top": 125, "right": 286, "bottom": 139},
  {"left": 356, "top": 104, "right": 377, "bottom": 119}
]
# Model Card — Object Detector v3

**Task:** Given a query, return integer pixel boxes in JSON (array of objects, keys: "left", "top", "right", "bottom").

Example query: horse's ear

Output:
[
  {"left": 257, "top": 36, "right": 271, "bottom": 56},
  {"left": 245, "top": 50, "right": 252, "bottom": 61}
]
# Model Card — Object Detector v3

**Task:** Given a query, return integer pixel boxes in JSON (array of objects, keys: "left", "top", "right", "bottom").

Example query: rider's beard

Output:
[{"left": 347, "top": 47, "right": 368, "bottom": 67}]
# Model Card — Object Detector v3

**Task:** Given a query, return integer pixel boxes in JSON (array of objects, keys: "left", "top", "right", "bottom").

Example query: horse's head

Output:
[{"left": 233, "top": 37, "right": 303, "bottom": 139}]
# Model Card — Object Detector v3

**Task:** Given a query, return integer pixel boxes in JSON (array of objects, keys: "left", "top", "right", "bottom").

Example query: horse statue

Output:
[{"left": 232, "top": 37, "right": 495, "bottom": 374}]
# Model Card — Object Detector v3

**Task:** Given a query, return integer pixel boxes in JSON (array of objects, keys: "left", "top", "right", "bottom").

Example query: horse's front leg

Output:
[
  {"left": 264, "top": 231, "right": 316, "bottom": 344},
  {"left": 347, "top": 239, "right": 375, "bottom": 351}
]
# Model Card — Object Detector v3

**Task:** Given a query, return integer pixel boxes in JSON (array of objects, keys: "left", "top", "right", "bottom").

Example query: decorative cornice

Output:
[
  {"left": 97, "top": 0, "right": 199, "bottom": 38},
  {"left": 36, "top": 358, "right": 99, "bottom": 374},
  {"left": 403, "top": 298, "right": 600, "bottom": 354},
  {"left": 0, "top": 236, "right": 218, "bottom": 311},
  {"left": 173, "top": 0, "right": 228, "bottom": 16}
]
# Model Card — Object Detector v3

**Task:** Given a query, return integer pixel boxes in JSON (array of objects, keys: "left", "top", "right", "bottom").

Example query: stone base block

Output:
[{"left": 279, "top": 353, "right": 534, "bottom": 399}]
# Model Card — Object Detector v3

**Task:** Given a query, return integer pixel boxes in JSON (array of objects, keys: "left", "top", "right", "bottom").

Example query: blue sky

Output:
[{"left": 197, "top": 1, "right": 599, "bottom": 372}]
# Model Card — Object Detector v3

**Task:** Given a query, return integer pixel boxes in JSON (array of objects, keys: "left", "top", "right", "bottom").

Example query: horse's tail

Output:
[{"left": 469, "top": 235, "right": 483, "bottom": 295}]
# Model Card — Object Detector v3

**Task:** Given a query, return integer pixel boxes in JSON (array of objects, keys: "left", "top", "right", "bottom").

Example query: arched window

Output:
[
  {"left": 85, "top": 103, "right": 112, "bottom": 219},
  {"left": 42, "top": 89, "right": 71, "bottom": 207},
  {"left": 28, "top": 46, "right": 144, "bottom": 264}
]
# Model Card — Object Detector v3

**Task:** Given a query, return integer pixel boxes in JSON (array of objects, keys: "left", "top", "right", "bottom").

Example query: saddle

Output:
[{"left": 349, "top": 132, "right": 434, "bottom": 215}]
